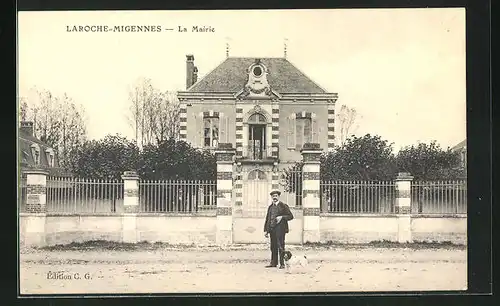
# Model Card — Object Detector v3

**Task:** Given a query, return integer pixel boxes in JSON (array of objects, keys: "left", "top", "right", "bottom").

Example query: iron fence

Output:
[
  {"left": 411, "top": 180, "right": 467, "bottom": 214},
  {"left": 279, "top": 168, "right": 303, "bottom": 207},
  {"left": 139, "top": 180, "right": 217, "bottom": 213},
  {"left": 320, "top": 181, "right": 396, "bottom": 213},
  {"left": 19, "top": 177, "right": 124, "bottom": 213}
]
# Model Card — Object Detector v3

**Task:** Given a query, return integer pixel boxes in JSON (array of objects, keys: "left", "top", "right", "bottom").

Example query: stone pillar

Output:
[
  {"left": 22, "top": 169, "right": 49, "bottom": 247},
  {"left": 122, "top": 171, "right": 139, "bottom": 243},
  {"left": 301, "top": 143, "right": 323, "bottom": 243},
  {"left": 394, "top": 172, "right": 414, "bottom": 243},
  {"left": 215, "top": 143, "right": 236, "bottom": 245}
]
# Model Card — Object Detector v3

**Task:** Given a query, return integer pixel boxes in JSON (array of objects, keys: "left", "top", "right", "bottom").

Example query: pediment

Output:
[{"left": 234, "top": 59, "right": 282, "bottom": 100}]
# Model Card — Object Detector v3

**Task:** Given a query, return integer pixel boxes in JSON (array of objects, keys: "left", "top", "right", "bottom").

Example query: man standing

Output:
[{"left": 264, "top": 190, "right": 294, "bottom": 269}]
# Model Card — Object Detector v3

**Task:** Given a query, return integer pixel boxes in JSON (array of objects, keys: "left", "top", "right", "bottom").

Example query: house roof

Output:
[
  {"left": 451, "top": 139, "right": 466, "bottom": 152},
  {"left": 187, "top": 57, "right": 328, "bottom": 94},
  {"left": 18, "top": 129, "right": 70, "bottom": 176}
]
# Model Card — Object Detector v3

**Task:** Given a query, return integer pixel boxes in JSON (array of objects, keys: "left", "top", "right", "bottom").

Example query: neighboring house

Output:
[
  {"left": 18, "top": 121, "right": 70, "bottom": 177},
  {"left": 177, "top": 55, "right": 338, "bottom": 210},
  {"left": 451, "top": 139, "right": 467, "bottom": 170}
]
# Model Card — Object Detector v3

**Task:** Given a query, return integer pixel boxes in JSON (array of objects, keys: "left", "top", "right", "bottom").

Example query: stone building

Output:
[{"left": 177, "top": 55, "right": 338, "bottom": 219}]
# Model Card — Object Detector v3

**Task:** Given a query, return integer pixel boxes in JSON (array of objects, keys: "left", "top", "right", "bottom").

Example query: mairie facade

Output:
[{"left": 177, "top": 55, "right": 338, "bottom": 220}]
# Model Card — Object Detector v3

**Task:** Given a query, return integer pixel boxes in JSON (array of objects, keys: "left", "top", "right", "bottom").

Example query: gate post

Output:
[
  {"left": 301, "top": 143, "right": 323, "bottom": 243},
  {"left": 394, "top": 172, "right": 414, "bottom": 243},
  {"left": 215, "top": 143, "right": 236, "bottom": 245},
  {"left": 21, "top": 169, "right": 49, "bottom": 247},
  {"left": 122, "top": 171, "right": 139, "bottom": 243}
]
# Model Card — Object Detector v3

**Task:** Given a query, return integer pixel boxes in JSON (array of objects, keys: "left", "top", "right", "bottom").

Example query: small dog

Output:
[{"left": 283, "top": 250, "right": 308, "bottom": 273}]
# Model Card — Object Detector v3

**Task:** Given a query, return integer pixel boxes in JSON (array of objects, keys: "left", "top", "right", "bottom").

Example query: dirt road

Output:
[{"left": 19, "top": 244, "right": 467, "bottom": 294}]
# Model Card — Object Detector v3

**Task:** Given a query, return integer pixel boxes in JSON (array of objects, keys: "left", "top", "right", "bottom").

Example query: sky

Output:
[{"left": 18, "top": 8, "right": 466, "bottom": 151}]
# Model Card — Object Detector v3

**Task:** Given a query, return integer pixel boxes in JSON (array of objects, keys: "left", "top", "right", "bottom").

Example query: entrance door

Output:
[
  {"left": 233, "top": 168, "right": 271, "bottom": 243},
  {"left": 242, "top": 169, "right": 270, "bottom": 218}
]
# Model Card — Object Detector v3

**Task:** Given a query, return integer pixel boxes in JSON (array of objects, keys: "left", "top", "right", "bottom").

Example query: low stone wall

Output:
[
  {"left": 19, "top": 212, "right": 467, "bottom": 247},
  {"left": 320, "top": 214, "right": 399, "bottom": 243},
  {"left": 320, "top": 214, "right": 467, "bottom": 244},
  {"left": 20, "top": 213, "right": 218, "bottom": 247},
  {"left": 411, "top": 215, "right": 467, "bottom": 244}
]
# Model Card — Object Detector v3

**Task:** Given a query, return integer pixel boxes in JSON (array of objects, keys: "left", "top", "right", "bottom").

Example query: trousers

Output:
[{"left": 269, "top": 225, "right": 286, "bottom": 266}]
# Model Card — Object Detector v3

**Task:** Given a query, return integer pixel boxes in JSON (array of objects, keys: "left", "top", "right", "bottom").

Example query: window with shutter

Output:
[
  {"left": 287, "top": 115, "right": 295, "bottom": 148},
  {"left": 295, "top": 117, "right": 313, "bottom": 149},
  {"left": 194, "top": 113, "right": 203, "bottom": 147},
  {"left": 312, "top": 115, "right": 318, "bottom": 143},
  {"left": 295, "top": 119, "right": 303, "bottom": 150},
  {"left": 203, "top": 116, "right": 220, "bottom": 148}
]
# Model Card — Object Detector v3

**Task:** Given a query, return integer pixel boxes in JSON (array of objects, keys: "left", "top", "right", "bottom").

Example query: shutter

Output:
[
  {"left": 287, "top": 116, "right": 294, "bottom": 148},
  {"left": 219, "top": 114, "right": 227, "bottom": 144},
  {"left": 195, "top": 113, "right": 203, "bottom": 148},
  {"left": 295, "top": 118, "right": 302, "bottom": 150},
  {"left": 312, "top": 115, "right": 318, "bottom": 143},
  {"left": 225, "top": 115, "right": 230, "bottom": 143}
]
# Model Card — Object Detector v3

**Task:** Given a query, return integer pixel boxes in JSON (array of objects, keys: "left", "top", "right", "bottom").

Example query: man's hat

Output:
[{"left": 270, "top": 190, "right": 281, "bottom": 196}]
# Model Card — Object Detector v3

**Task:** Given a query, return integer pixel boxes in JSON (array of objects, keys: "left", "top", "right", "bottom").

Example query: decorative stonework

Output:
[
  {"left": 303, "top": 172, "right": 320, "bottom": 180},
  {"left": 303, "top": 207, "right": 320, "bottom": 216},
  {"left": 395, "top": 206, "right": 411, "bottom": 214},
  {"left": 218, "top": 143, "right": 233, "bottom": 149},
  {"left": 217, "top": 172, "right": 232, "bottom": 180},
  {"left": 25, "top": 203, "right": 46, "bottom": 213},
  {"left": 302, "top": 190, "right": 320, "bottom": 198},
  {"left": 302, "top": 152, "right": 322, "bottom": 162},
  {"left": 327, "top": 103, "right": 335, "bottom": 150},
  {"left": 217, "top": 189, "right": 233, "bottom": 197},
  {"left": 217, "top": 207, "right": 232, "bottom": 216},
  {"left": 27, "top": 185, "right": 46, "bottom": 194},
  {"left": 215, "top": 153, "right": 234, "bottom": 162},
  {"left": 396, "top": 172, "right": 414, "bottom": 180},
  {"left": 124, "top": 189, "right": 139, "bottom": 197},
  {"left": 396, "top": 189, "right": 411, "bottom": 198},
  {"left": 303, "top": 143, "right": 320, "bottom": 150},
  {"left": 235, "top": 201, "right": 243, "bottom": 206}
]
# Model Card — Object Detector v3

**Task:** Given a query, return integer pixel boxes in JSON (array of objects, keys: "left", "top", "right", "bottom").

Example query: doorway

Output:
[{"left": 249, "top": 124, "right": 266, "bottom": 159}]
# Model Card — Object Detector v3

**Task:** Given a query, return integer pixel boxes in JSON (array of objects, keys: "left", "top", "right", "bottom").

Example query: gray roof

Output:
[{"left": 187, "top": 57, "right": 327, "bottom": 94}]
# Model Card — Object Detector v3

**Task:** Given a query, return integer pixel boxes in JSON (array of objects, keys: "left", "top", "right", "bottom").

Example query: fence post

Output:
[
  {"left": 21, "top": 169, "right": 49, "bottom": 247},
  {"left": 122, "top": 171, "right": 139, "bottom": 243},
  {"left": 215, "top": 143, "right": 236, "bottom": 245},
  {"left": 301, "top": 143, "right": 323, "bottom": 243},
  {"left": 394, "top": 172, "right": 414, "bottom": 243}
]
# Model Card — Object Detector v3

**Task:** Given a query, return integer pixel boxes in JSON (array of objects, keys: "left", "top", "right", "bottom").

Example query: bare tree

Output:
[
  {"left": 127, "top": 78, "right": 180, "bottom": 147},
  {"left": 336, "top": 104, "right": 360, "bottom": 146},
  {"left": 20, "top": 87, "right": 87, "bottom": 171}
]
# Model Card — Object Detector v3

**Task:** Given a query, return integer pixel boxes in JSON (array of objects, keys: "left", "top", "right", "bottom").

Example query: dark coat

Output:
[{"left": 264, "top": 201, "right": 294, "bottom": 234}]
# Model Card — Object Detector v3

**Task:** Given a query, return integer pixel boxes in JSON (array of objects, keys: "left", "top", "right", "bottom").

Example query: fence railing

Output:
[
  {"left": 19, "top": 177, "right": 124, "bottom": 213},
  {"left": 139, "top": 180, "right": 217, "bottom": 213},
  {"left": 411, "top": 180, "right": 467, "bottom": 214},
  {"left": 280, "top": 168, "right": 303, "bottom": 207},
  {"left": 320, "top": 181, "right": 396, "bottom": 213},
  {"left": 19, "top": 175, "right": 467, "bottom": 215}
]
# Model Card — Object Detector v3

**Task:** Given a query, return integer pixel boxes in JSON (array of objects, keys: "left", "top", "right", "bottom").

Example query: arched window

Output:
[
  {"left": 248, "top": 169, "right": 267, "bottom": 180},
  {"left": 248, "top": 113, "right": 266, "bottom": 124}
]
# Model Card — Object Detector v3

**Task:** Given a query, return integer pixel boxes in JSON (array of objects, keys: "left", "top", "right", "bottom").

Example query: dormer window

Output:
[
  {"left": 45, "top": 148, "right": 55, "bottom": 167},
  {"left": 30, "top": 143, "right": 40, "bottom": 166}
]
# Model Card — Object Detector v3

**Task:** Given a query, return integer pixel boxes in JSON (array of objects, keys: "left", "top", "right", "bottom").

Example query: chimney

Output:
[
  {"left": 20, "top": 121, "right": 34, "bottom": 136},
  {"left": 186, "top": 54, "right": 195, "bottom": 89},
  {"left": 192, "top": 66, "right": 198, "bottom": 84}
]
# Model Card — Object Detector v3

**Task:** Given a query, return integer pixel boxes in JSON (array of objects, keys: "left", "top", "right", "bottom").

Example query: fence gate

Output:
[{"left": 233, "top": 168, "right": 271, "bottom": 243}]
